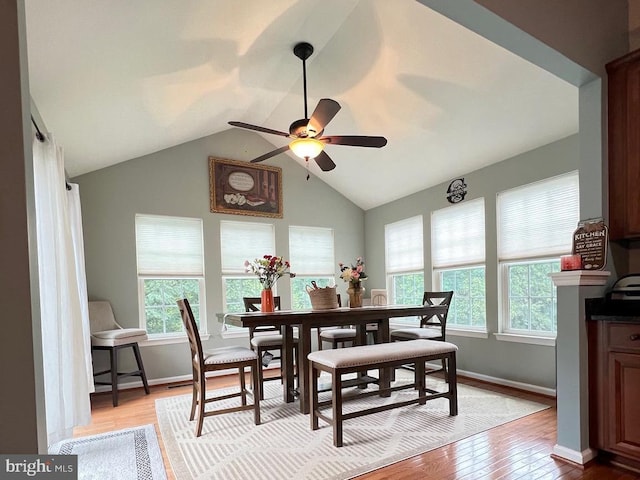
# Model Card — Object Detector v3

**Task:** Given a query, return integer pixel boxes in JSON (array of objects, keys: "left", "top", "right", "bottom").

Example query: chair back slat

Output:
[
  {"left": 243, "top": 296, "right": 282, "bottom": 335},
  {"left": 419, "top": 291, "right": 454, "bottom": 336},
  {"left": 177, "top": 299, "right": 204, "bottom": 376}
]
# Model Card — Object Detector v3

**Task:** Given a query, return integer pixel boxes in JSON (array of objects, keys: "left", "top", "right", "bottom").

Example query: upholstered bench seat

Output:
[{"left": 308, "top": 339, "right": 458, "bottom": 447}]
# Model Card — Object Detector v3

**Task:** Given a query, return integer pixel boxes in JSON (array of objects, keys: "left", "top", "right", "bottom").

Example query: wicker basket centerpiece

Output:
[{"left": 306, "top": 285, "right": 339, "bottom": 310}]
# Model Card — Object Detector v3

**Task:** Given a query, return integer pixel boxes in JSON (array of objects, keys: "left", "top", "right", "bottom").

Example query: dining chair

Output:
[
  {"left": 88, "top": 300, "right": 150, "bottom": 407},
  {"left": 390, "top": 291, "right": 454, "bottom": 379},
  {"left": 177, "top": 298, "right": 260, "bottom": 437},
  {"left": 316, "top": 294, "right": 352, "bottom": 349},
  {"left": 243, "top": 296, "right": 298, "bottom": 400},
  {"left": 317, "top": 294, "right": 380, "bottom": 349}
]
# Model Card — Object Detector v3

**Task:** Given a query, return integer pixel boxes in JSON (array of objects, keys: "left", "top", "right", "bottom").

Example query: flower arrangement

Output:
[
  {"left": 339, "top": 257, "right": 367, "bottom": 288},
  {"left": 244, "top": 255, "right": 295, "bottom": 290}
]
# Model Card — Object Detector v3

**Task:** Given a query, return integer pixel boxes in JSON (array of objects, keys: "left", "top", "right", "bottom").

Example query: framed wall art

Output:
[{"left": 209, "top": 157, "right": 283, "bottom": 218}]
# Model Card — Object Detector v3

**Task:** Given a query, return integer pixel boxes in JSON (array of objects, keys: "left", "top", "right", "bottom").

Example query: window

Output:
[
  {"left": 432, "top": 198, "right": 486, "bottom": 330},
  {"left": 385, "top": 216, "right": 424, "bottom": 311},
  {"left": 220, "top": 220, "right": 274, "bottom": 313},
  {"left": 135, "top": 214, "right": 205, "bottom": 337},
  {"left": 289, "top": 226, "right": 335, "bottom": 309},
  {"left": 497, "top": 171, "right": 579, "bottom": 337}
]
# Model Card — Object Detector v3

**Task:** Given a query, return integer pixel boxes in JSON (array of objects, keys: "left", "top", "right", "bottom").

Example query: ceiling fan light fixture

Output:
[{"left": 289, "top": 137, "right": 324, "bottom": 159}]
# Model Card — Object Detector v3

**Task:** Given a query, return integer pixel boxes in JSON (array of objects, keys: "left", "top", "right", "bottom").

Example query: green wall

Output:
[
  {"left": 74, "top": 128, "right": 365, "bottom": 382},
  {"left": 364, "top": 134, "right": 580, "bottom": 389}
]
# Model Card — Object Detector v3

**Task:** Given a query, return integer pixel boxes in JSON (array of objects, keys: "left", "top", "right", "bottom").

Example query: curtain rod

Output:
[
  {"left": 31, "top": 115, "right": 45, "bottom": 142},
  {"left": 31, "top": 115, "right": 71, "bottom": 190}
]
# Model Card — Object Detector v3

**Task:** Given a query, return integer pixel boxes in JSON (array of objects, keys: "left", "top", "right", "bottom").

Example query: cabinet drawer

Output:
[{"left": 609, "top": 323, "right": 640, "bottom": 351}]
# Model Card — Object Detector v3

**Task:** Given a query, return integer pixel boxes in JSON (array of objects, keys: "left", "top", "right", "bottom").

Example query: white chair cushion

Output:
[
  {"left": 319, "top": 328, "right": 356, "bottom": 340},
  {"left": 250, "top": 334, "right": 298, "bottom": 348},
  {"left": 91, "top": 328, "right": 147, "bottom": 347},
  {"left": 202, "top": 346, "right": 258, "bottom": 365},
  {"left": 391, "top": 327, "right": 441, "bottom": 340}
]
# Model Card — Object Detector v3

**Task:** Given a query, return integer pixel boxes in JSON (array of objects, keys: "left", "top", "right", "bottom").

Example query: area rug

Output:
[
  {"left": 49, "top": 424, "right": 167, "bottom": 480},
  {"left": 156, "top": 375, "right": 549, "bottom": 480}
]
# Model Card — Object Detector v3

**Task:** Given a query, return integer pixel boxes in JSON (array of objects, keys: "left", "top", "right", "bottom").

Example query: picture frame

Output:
[{"left": 209, "top": 157, "right": 283, "bottom": 218}]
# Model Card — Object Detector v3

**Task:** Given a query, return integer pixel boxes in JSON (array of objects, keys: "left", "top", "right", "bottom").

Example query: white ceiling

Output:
[{"left": 25, "top": 0, "right": 578, "bottom": 210}]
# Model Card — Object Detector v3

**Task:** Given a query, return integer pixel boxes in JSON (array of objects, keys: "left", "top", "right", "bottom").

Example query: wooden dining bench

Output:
[{"left": 308, "top": 339, "right": 458, "bottom": 447}]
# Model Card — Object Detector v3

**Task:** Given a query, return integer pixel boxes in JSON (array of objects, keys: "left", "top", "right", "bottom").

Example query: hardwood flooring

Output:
[{"left": 75, "top": 373, "right": 640, "bottom": 480}]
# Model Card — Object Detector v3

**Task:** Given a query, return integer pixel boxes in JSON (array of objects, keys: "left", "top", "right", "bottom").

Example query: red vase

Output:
[{"left": 261, "top": 289, "right": 275, "bottom": 313}]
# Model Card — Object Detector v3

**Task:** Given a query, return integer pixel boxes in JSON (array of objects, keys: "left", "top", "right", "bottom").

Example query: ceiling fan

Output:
[{"left": 228, "top": 42, "right": 387, "bottom": 173}]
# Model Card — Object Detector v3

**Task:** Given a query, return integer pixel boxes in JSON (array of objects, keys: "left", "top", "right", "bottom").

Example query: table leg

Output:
[
  {"left": 356, "top": 323, "right": 368, "bottom": 389},
  {"left": 379, "top": 319, "right": 391, "bottom": 396},
  {"left": 281, "top": 325, "right": 295, "bottom": 403},
  {"left": 299, "top": 323, "right": 312, "bottom": 414}
]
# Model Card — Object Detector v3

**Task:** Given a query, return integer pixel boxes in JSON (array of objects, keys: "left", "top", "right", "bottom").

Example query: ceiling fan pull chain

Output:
[{"left": 306, "top": 157, "right": 310, "bottom": 181}]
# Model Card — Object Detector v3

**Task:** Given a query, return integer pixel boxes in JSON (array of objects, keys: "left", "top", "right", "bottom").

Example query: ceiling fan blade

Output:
[
  {"left": 313, "top": 150, "right": 336, "bottom": 172},
  {"left": 250, "top": 145, "right": 291, "bottom": 163},
  {"left": 307, "top": 99, "right": 341, "bottom": 136},
  {"left": 322, "top": 135, "right": 388, "bottom": 148},
  {"left": 228, "top": 121, "right": 289, "bottom": 138}
]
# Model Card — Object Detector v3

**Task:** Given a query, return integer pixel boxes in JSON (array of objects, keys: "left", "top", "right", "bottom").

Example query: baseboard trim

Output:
[
  {"left": 99, "top": 361, "right": 555, "bottom": 398},
  {"left": 425, "top": 361, "right": 556, "bottom": 397},
  {"left": 551, "top": 444, "right": 597, "bottom": 465},
  {"left": 93, "top": 363, "right": 282, "bottom": 393}
]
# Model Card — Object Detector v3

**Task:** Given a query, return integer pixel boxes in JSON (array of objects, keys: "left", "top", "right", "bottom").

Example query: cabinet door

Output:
[
  {"left": 606, "top": 351, "right": 640, "bottom": 458},
  {"left": 607, "top": 51, "right": 640, "bottom": 239}
]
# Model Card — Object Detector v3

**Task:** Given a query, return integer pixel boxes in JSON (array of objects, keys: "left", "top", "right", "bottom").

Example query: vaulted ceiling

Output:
[{"left": 25, "top": 0, "right": 578, "bottom": 209}]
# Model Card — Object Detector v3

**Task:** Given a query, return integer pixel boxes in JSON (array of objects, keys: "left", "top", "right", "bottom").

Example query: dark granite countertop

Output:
[{"left": 586, "top": 297, "right": 640, "bottom": 322}]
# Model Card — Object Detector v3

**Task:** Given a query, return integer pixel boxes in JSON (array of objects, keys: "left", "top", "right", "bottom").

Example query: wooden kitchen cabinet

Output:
[
  {"left": 588, "top": 319, "right": 640, "bottom": 470},
  {"left": 607, "top": 49, "right": 640, "bottom": 240}
]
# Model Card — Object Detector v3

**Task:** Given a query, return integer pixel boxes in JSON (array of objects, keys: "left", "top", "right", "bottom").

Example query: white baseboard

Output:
[
  {"left": 99, "top": 361, "right": 554, "bottom": 398},
  {"left": 552, "top": 444, "right": 597, "bottom": 465},
  {"left": 93, "top": 363, "right": 281, "bottom": 393},
  {"left": 425, "top": 361, "right": 556, "bottom": 397}
]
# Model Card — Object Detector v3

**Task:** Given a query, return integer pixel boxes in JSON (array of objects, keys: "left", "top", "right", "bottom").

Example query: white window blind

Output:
[
  {"left": 135, "top": 214, "right": 204, "bottom": 276},
  {"left": 385, "top": 215, "right": 424, "bottom": 273},
  {"left": 497, "top": 171, "right": 579, "bottom": 260},
  {"left": 220, "top": 220, "right": 275, "bottom": 273},
  {"left": 289, "top": 226, "right": 334, "bottom": 275},
  {"left": 432, "top": 198, "right": 485, "bottom": 269}
]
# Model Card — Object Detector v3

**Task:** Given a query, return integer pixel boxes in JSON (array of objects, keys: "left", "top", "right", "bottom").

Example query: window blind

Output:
[
  {"left": 289, "top": 226, "right": 335, "bottom": 275},
  {"left": 220, "top": 220, "right": 275, "bottom": 273},
  {"left": 432, "top": 198, "right": 485, "bottom": 269},
  {"left": 385, "top": 215, "right": 424, "bottom": 273},
  {"left": 135, "top": 214, "right": 204, "bottom": 276},
  {"left": 498, "top": 171, "right": 579, "bottom": 260}
]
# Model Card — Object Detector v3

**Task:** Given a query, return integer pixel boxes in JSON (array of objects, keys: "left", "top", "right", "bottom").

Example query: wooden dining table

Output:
[{"left": 224, "top": 303, "right": 447, "bottom": 414}]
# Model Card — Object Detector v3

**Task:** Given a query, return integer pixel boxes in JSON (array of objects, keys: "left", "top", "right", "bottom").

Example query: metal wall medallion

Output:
[{"left": 446, "top": 178, "right": 467, "bottom": 203}]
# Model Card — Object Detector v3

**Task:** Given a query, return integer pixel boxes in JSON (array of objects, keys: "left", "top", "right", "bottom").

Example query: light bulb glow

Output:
[{"left": 289, "top": 137, "right": 324, "bottom": 159}]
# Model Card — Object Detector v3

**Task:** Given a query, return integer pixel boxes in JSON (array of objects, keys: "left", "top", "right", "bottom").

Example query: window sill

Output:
[
  {"left": 139, "top": 333, "right": 210, "bottom": 347},
  {"left": 447, "top": 329, "right": 488, "bottom": 339},
  {"left": 494, "top": 333, "right": 556, "bottom": 347},
  {"left": 220, "top": 329, "right": 249, "bottom": 340}
]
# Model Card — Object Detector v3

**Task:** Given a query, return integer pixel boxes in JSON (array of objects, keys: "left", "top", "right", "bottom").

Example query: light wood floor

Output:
[{"left": 75, "top": 373, "right": 640, "bottom": 480}]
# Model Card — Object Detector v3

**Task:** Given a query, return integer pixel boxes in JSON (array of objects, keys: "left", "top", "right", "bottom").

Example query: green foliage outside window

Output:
[
  {"left": 224, "top": 277, "right": 262, "bottom": 313},
  {"left": 143, "top": 278, "right": 201, "bottom": 335},
  {"left": 507, "top": 260, "right": 560, "bottom": 333},
  {"left": 440, "top": 267, "right": 486, "bottom": 328},
  {"left": 291, "top": 277, "right": 334, "bottom": 310},
  {"left": 391, "top": 273, "right": 424, "bottom": 305}
]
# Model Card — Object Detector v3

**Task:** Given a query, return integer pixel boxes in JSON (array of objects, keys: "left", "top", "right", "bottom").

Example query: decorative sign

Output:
[
  {"left": 209, "top": 157, "right": 283, "bottom": 218},
  {"left": 572, "top": 218, "right": 608, "bottom": 270},
  {"left": 446, "top": 178, "right": 467, "bottom": 203}
]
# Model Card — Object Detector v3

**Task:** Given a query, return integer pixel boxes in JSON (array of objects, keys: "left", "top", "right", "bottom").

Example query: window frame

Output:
[
  {"left": 384, "top": 215, "right": 424, "bottom": 327},
  {"left": 496, "top": 171, "right": 579, "bottom": 343},
  {"left": 431, "top": 198, "right": 486, "bottom": 332},
  {"left": 289, "top": 225, "right": 336, "bottom": 310},
  {"left": 135, "top": 214, "right": 207, "bottom": 342}
]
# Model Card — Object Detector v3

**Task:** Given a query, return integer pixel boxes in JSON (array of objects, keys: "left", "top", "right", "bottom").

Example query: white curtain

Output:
[{"left": 32, "top": 135, "right": 93, "bottom": 446}]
